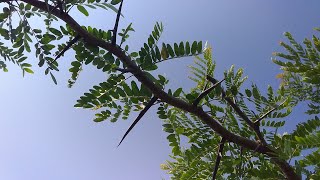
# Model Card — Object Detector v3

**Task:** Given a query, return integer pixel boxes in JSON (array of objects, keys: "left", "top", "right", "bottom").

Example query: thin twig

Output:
[{"left": 212, "top": 137, "right": 226, "bottom": 180}]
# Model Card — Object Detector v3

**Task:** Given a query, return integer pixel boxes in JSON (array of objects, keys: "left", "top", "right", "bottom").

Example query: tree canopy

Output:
[{"left": 0, "top": 0, "right": 319, "bottom": 179}]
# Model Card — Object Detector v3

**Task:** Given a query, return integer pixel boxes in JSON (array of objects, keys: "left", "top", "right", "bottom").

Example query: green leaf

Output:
[
  {"left": 77, "top": 5, "right": 89, "bottom": 16},
  {"left": 245, "top": 89, "right": 252, "bottom": 97},
  {"left": 122, "top": 83, "right": 132, "bottom": 96},
  {"left": 130, "top": 52, "right": 138, "bottom": 58},
  {"left": 21, "top": 63, "right": 32, "bottom": 67},
  {"left": 185, "top": 41, "right": 190, "bottom": 55},
  {"left": 24, "top": 41, "right": 31, "bottom": 52},
  {"left": 18, "top": 57, "right": 27, "bottom": 63},
  {"left": 0, "top": 28, "right": 9, "bottom": 38},
  {"left": 131, "top": 81, "right": 139, "bottom": 95},
  {"left": 24, "top": 68, "right": 34, "bottom": 74},
  {"left": 167, "top": 44, "right": 175, "bottom": 58},
  {"left": 197, "top": 41, "right": 202, "bottom": 53},
  {"left": 174, "top": 43, "right": 180, "bottom": 56},
  {"left": 179, "top": 42, "right": 185, "bottom": 55},
  {"left": 148, "top": 36, "right": 155, "bottom": 47},
  {"left": 49, "top": 28, "right": 62, "bottom": 37},
  {"left": 143, "top": 62, "right": 158, "bottom": 71},
  {"left": 173, "top": 88, "right": 183, "bottom": 97},
  {"left": 161, "top": 43, "right": 168, "bottom": 60},
  {"left": 111, "top": 0, "right": 122, "bottom": 5},
  {"left": 155, "top": 46, "right": 161, "bottom": 60},
  {"left": 117, "top": 87, "right": 126, "bottom": 97},
  {"left": 191, "top": 41, "right": 197, "bottom": 54},
  {"left": 38, "top": 55, "right": 45, "bottom": 67},
  {"left": 50, "top": 72, "right": 57, "bottom": 85},
  {"left": 13, "top": 39, "right": 23, "bottom": 48}
]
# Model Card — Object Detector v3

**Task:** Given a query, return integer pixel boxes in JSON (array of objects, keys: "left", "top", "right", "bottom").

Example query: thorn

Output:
[
  {"left": 193, "top": 78, "right": 225, "bottom": 106},
  {"left": 115, "top": 67, "right": 133, "bottom": 73},
  {"left": 49, "top": 35, "right": 81, "bottom": 65},
  {"left": 117, "top": 96, "right": 157, "bottom": 147},
  {"left": 112, "top": 0, "right": 124, "bottom": 45}
]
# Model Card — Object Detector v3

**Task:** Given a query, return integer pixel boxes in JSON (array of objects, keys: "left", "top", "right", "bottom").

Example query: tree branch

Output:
[
  {"left": 206, "top": 75, "right": 267, "bottom": 145},
  {"left": 6, "top": 1, "right": 300, "bottom": 179}
]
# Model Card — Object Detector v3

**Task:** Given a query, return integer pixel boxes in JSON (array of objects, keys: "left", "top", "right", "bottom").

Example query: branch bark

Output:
[{"left": 7, "top": 1, "right": 301, "bottom": 179}]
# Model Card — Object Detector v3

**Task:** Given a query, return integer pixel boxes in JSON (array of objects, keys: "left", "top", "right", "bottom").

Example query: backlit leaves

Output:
[{"left": 77, "top": 5, "right": 89, "bottom": 16}]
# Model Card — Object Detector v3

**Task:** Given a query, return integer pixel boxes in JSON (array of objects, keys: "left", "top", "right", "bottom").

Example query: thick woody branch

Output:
[{"left": 5, "top": 1, "right": 300, "bottom": 179}]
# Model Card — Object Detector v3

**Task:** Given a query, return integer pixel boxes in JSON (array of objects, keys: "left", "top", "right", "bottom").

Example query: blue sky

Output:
[{"left": 0, "top": 1, "right": 319, "bottom": 179}]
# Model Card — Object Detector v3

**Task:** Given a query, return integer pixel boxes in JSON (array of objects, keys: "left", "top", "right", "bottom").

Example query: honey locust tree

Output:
[{"left": 0, "top": 0, "right": 317, "bottom": 179}]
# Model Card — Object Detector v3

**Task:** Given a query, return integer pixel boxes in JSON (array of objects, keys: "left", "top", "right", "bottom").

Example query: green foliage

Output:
[
  {"left": 160, "top": 46, "right": 295, "bottom": 179},
  {"left": 1, "top": 1, "right": 319, "bottom": 179},
  {"left": 273, "top": 31, "right": 320, "bottom": 115},
  {"left": 159, "top": 28, "right": 320, "bottom": 179},
  {"left": 0, "top": 0, "right": 119, "bottom": 83},
  {"left": 271, "top": 30, "right": 320, "bottom": 178},
  {"left": 131, "top": 22, "right": 203, "bottom": 71},
  {"left": 188, "top": 43, "right": 215, "bottom": 91}
]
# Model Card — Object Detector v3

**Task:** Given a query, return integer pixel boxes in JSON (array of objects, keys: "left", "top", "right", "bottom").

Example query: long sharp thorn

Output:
[
  {"left": 52, "top": 35, "right": 80, "bottom": 63},
  {"left": 117, "top": 96, "right": 157, "bottom": 147},
  {"left": 112, "top": 0, "right": 124, "bottom": 45}
]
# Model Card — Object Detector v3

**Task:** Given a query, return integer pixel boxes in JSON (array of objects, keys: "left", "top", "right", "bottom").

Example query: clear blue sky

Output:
[{"left": 0, "top": 1, "right": 319, "bottom": 179}]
